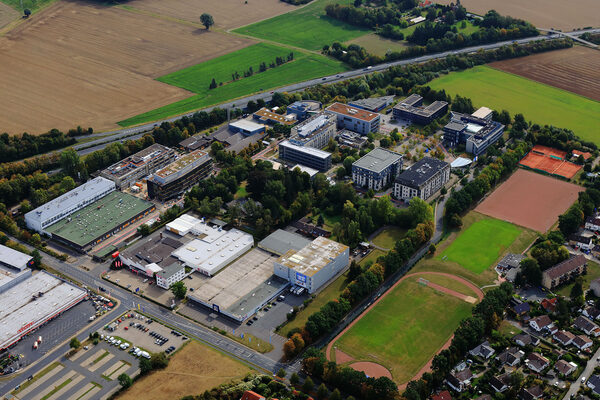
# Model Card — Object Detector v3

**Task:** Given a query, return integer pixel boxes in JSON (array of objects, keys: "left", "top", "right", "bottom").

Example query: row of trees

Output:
[{"left": 558, "top": 187, "right": 600, "bottom": 236}]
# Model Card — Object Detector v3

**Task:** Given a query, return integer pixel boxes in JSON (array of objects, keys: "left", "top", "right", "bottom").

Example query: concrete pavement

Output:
[{"left": 563, "top": 346, "right": 600, "bottom": 399}]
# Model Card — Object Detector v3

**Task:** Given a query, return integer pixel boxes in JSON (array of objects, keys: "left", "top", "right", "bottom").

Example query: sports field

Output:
[
  {"left": 439, "top": 216, "right": 522, "bottom": 274},
  {"left": 427, "top": 65, "right": 600, "bottom": 144},
  {"left": 119, "top": 44, "right": 346, "bottom": 126},
  {"left": 233, "top": 0, "right": 370, "bottom": 51},
  {"left": 333, "top": 274, "right": 474, "bottom": 383}
]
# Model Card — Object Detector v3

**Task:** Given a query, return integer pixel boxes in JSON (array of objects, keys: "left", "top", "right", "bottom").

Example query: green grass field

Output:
[
  {"left": 427, "top": 65, "right": 600, "bottom": 144},
  {"left": 371, "top": 226, "right": 406, "bottom": 249},
  {"left": 233, "top": 0, "right": 370, "bottom": 51},
  {"left": 119, "top": 43, "right": 346, "bottom": 126},
  {"left": 439, "top": 216, "right": 522, "bottom": 274},
  {"left": 335, "top": 275, "right": 473, "bottom": 383}
]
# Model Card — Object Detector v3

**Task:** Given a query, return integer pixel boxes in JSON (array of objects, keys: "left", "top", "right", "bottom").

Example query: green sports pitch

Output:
[
  {"left": 233, "top": 0, "right": 369, "bottom": 51},
  {"left": 119, "top": 43, "right": 347, "bottom": 126},
  {"left": 334, "top": 275, "right": 473, "bottom": 384},
  {"left": 439, "top": 216, "right": 522, "bottom": 274},
  {"left": 46, "top": 191, "right": 154, "bottom": 249},
  {"left": 427, "top": 65, "right": 600, "bottom": 144}
]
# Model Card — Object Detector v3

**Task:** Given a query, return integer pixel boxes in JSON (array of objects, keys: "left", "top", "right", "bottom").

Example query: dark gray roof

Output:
[
  {"left": 156, "top": 262, "right": 183, "bottom": 280},
  {"left": 258, "top": 229, "right": 311, "bottom": 256},
  {"left": 353, "top": 148, "right": 402, "bottom": 173},
  {"left": 395, "top": 157, "right": 449, "bottom": 187},
  {"left": 348, "top": 95, "right": 394, "bottom": 111},
  {"left": 444, "top": 121, "right": 466, "bottom": 132},
  {"left": 498, "top": 253, "right": 525, "bottom": 269}
]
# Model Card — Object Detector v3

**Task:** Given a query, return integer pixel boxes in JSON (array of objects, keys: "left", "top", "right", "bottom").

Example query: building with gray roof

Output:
[
  {"left": 258, "top": 229, "right": 312, "bottom": 256},
  {"left": 279, "top": 140, "right": 332, "bottom": 171},
  {"left": 352, "top": 148, "right": 403, "bottom": 191},
  {"left": 0, "top": 244, "right": 32, "bottom": 272},
  {"left": 393, "top": 94, "right": 448, "bottom": 124},
  {"left": 393, "top": 157, "right": 449, "bottom": 201},
  {"left": 289, "top": 113, "right": 336, "bottom": 149},
  {"left": 25, "top": 177, "right": 116, "bottom": 234},
  {"left": 349, "top": 96, "right": 394, "bottom": 112}
]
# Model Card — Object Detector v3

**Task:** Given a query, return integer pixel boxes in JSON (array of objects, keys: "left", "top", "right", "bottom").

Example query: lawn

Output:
[
  {"left": 371, "top": 226, "right": 407, "bottom": 249},
  {"left": 498, "top": 320, "right": 521, "bottom": 337},
  {"left": 1, "top": 0, "right": 55, "bottom": 14},
  {"left": 427, "top": 65, "right": 600, "bottom": 144},
  {"left": 439, "top": 216, "right": 523, "bottom": 274},
  {"left": 233, "top": 0, "right": 370, "bottom": 51},
  {"left": 119, "top": 43, "right": 346, "bottom": 126},
  {"left": 116, "top": 341, "right": 252, "bottom": 400},
  {"left": 334, "top": 275, "right": 473, "bottom": 383},
  {"left": 557, "top": 260, "right": 600, "bottom": 297}
]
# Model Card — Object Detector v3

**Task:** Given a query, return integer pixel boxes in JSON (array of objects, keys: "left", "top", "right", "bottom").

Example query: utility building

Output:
[{"left": 274, "top": 236, "right": 349, "bottom": 293}]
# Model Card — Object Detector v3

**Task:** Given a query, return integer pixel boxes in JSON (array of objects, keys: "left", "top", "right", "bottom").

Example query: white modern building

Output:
[
  {"left": 155, "top": 263, "right": 186, "bottom": 289},
  {"left": 288, "top": 113, "right": 336, "bottom": 149},
  {"left": 25, "top": 177, "right": 116, "bottom": 234},
  {"left": 394, "top": 157, "right": 450, "bottom": 201},
  {"left": 273, "top": 236, "right": 349, "bottom": 293},
  {"left": 352, "top": 148, "right": 403, "bottom": 190}
]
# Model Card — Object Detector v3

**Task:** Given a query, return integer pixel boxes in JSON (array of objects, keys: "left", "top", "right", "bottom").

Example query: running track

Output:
[{"left": 326, "top": 271, "right": 484, "bottom": 388}]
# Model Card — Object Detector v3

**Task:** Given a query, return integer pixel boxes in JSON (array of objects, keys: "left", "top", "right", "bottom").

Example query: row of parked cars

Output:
[{"left": 101, "top": 334, "right": 130, "bottom": 350}]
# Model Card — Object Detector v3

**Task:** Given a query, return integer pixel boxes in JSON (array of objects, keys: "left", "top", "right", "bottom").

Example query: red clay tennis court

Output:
[
  {"left": 519, "top": 151, "right": 582, "bottom": 179},
  {"left": 532, "top": 144, "right": 567, "bottom": 159},
  {"left": 476, "top": 169, "right": 584, "bottom": 232}
]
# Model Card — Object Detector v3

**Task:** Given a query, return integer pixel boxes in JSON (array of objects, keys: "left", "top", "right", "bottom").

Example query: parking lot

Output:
[{"left": 104, "top": 268, "right": 175, "bottom": 306}]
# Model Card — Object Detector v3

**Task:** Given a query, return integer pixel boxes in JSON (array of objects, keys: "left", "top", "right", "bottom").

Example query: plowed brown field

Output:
[
  {"left": 0, "top": 0, "right": 253, "bottom": 134},
  {"left": 125, "top": 0, "right": 296, "bottom": 30},
  {"left": 0, "top": 2, "right": 19, "bottom": 30},
  {"left": 436, "top": 0, "right": 600, "bottom": 31},
  {"left": 490, "top": 47, "right": 600, "bottom": 102}
]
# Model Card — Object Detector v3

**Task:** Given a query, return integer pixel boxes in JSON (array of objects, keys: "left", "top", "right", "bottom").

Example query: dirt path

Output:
[{"left": 326, "top": 271, "right": 483, "bottom": 388}]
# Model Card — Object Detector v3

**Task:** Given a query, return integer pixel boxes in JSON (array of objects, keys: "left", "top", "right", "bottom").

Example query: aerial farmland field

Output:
[
  {"left": 119, "top": 43, "right": 347, "bottom": 126},
  {"left": 435, "top": 0, "right": 600, "bottom": 31},
  {"left": 233, "top": 0, "right": 370, "bottom": 50},
  {"left": 427, "top": 65, "right": 600, "bottom": 144},
  {"left": 0, "top": 0, "right": 254, "bottom": 134},
  {"left": 490, "top": 47, "right": 600, "bottom": 102}
]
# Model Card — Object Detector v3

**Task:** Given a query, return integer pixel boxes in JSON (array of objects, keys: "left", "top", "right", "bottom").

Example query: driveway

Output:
[{"left": 564, "top": 346, "right": 600, "bottom": 399}]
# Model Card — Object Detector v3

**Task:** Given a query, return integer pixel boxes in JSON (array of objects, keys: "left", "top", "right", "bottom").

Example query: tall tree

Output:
[{"left": 200, "top": 13, "right": 214, "bottom": 30}]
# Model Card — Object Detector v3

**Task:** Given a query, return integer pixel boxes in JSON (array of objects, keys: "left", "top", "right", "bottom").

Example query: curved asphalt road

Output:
[{"left": 72, "top": 28, "right": 600, "bottom": 156}]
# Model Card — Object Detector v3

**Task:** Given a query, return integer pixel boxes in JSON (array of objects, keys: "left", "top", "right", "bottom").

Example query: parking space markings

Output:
[
  {"left": 45, "top": 373, "right": 84, "bottom": 400},
  {"left": 15, "top": 364, "right": 65, "bottom": 399},
  {"left": 32, "top": 369, "right": 77, "bottom": 400},
  {"left": 87, "top": 353, "right": 114, "bottom": 372}
]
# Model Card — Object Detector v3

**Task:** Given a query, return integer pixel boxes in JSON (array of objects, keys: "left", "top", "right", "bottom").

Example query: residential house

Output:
[
  {"left": 447, "top": 368, "right": 473, "bottom": 392},
  {"left": 573, "top": 334, "right": 593, "bottom": 350},
  {"left": 585, "top": 216, "right": 600, "bottom": 232},
  {"left": 497, "top": 347, "right": 524, "bottom": 367},
  {"left": 514, "top": 333, "right": 540, "bottom": 347},
  {"left": 490, "top": 373, "right": 511, "bottom": 393},
  {"left": 511, "top": 299, "right": 531, "bottom": 316},
  {"left": 555, "top": 359, "right": 578, "bottom": 376},
  {"left": 574, "top": 316, "right": 600, "bottom": 337},
  {"left": 588, "top": 375, "right": 600, "bottom": 396},
  {"left": 526, "top": 353, "right": 550, "bottom": 373},
  {"left": 553, "top": 330, "right": 575, "bottom": 347},
  {"left": 584, "top": 306, "right": 600, "bottom": 321},
  {"left": 569, "top": 231, "right": 594, "bottom": 250},
  {"left": 469, "top": 340, "right": 495, "bottom": 359},
  {"left": 591, "top": 278, "right": 600, "bottom": 297},
  {"left": 529, "top": 315, "right": 555, "bottom": 333},
  {"left": 541, "top": 298, "right": 558, "bottom": 313},
  {"left": 240, "top": 391, "right": 266, "bottom": 400},
  {"left": 431, "top": 390, "right": 452, "bottom": 400},
  {"left": 519, "top": 385, "right": 543, "bottom": 400},
  {"left": 541, "top": 254, "right": 588, "bottom": 289}
]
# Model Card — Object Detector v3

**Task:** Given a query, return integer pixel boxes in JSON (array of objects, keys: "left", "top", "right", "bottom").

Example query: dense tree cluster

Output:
[
  {"left": 558, "top": 188, "right": 600, "bottom": 236},
  {"left": 0, "top": 129, "right": 76, "bottom": 163},
  {"left": 403, "top": 283, "right": 513, "bottom": 399},
  {"left": 445, "top": 141, "right": 530, "bottom": 225}
]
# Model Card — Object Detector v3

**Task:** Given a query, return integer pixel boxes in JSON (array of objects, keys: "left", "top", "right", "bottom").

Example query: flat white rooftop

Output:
[
  {"left": 278, "top": 236, "right": 348, "bottom": 277},
  {"left": 230, "top": 120, "right": 264, "bottom": 132},
  {"left": 0, "top": 271, "right": 86, "bottom": 349},
  {"left": 0, "top": 244, "right": 32, "bottom": 271}
]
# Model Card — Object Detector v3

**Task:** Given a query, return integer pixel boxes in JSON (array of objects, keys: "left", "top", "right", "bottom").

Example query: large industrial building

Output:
[
  {"left": 25, "top": 177, "right": 116, "bottom": 234},
  {"left": 443, "top": 107, "right": 505, "bottom": 155},
  {"left": 274, "top": 236, "right": 349, "bottom": 293},
  {"left": 394, "top": 157, "right": 450, "bottom": 201},
  {"left": 352, "top": 148, "right": 403, "bottom": 191},
  {"left": 228, "top": 120, "right": 266, "bottom": 136},
  {"left": 258, "top": 229, "right": 312, "bottom": 256},
  {"left": 392, "top": 94, "right": 448, "bottom": 124},
  {"left": 279, "top": 140, "right": 332, "bottom": 171},
  {"left": 45, "top": 191, "right": 155, "bottom": 251},
  {"left": 325, "top": 102, "right": 380, "bottom": 135},
  {"left": 99, "top": 144, "right": 177, "bottom": 189},
  {"left": 0, "top": 270, "right": 86, "bottom": 350},
  {"left": 288, "top": 113, "right": 336, "bottom": 149},
  {"left": 147, "top": 150, "right": 212, "bottom": 201},
  {"left": 0, "top": 245, "right": 33, "bottom": 294}
]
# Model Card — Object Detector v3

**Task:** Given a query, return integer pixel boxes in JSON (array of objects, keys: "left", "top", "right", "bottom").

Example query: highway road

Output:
[{"left": 70, "top": 28, "right": 600, "bottom": 157}]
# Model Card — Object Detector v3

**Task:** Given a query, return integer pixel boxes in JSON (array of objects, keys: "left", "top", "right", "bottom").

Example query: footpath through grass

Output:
[
  {"left": 427, "top": 65, "right": 600, "bottom": 144},
  {"left": 439, "top": 216, "right": 522, "bottom": 274},
  {"left": 119, "top": 43, "right": 346, "bottom": 126},
  {"left": 233, "top": 0, "right": 369, "bottom": 51},
  {"left": 335, "top": 275, "right": 473, "bottom": 384}
]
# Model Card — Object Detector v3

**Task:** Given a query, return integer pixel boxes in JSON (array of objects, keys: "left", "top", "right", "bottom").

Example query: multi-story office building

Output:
[
  {"left": 394, "top": 157, "right": 450, "bottom": 201},
  {"left": 253, "top": 108, "right": 296, "bottom": 126},
  {"left": 288, "top": 113, "right": 336, "bottom": 149},
  {"left": 147, "top": 150, "right": 212, "bottom": 201},
  {"left": 352, "top": 148, "right": 402, "bottom": 191},
  {"left": 99, "top": 144, "right": 177, "bottom": 189},
  {"left": 155, "top": 263, "right": 186, "bottom": 289},
  {"left": 443, "top": 107, "right": 505, "bottom": 155},
  {"left": 392, "top": 94, "right": 448, "bottom": 124},
  {"left": 325, "top": 102, "right": 380, "bottom": 135},
  {"left": 279, "top": 140, "right": 332, "bottom": 171}
]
